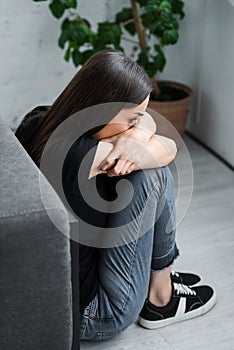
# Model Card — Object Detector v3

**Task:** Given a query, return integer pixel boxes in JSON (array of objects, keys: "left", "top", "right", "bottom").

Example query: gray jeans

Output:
[{"left": 80, "top": 166, "right": 179, "bottom": 341}]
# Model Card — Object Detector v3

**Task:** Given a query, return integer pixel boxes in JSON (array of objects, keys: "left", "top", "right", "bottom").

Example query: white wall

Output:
[
  {"left": 0, "top": 0, "right": 107, "bottom": 130},
  {"left": 161, "top": 0, "right": 234, "bottom": 167},
  {"left": 1, "top": 0, "right": 233, "bottom": 166}
]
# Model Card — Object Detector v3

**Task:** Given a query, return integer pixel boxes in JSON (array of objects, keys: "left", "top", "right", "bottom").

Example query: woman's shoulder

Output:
[
  {"left": 15, "top": 105, "right": 51, "bottom": 137},
  {"left": 14, "top": 105, "right": 51, "bottom": 156},
  {"left": 18, "top": 105, "right": 50, "bottom": 126}
]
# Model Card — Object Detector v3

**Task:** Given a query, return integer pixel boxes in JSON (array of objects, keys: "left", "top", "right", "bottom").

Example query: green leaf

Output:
[
  {"left": 161, "top": 29, "right": 179, "bottom": 45},
  {"left": 159, "top": 1, "right": 172, "bottom": 10},
  {"left": 115, "top": 8, "right": 136, "bottom": 35},
  {"left": 141, "top": 12, "right": 156, "bottom": 29},
  {"left": 81, "top": 18, "right": 91, "bottom": 28},
  {"left": 153, "top": 24, "right": 166, "bottom": 37},
  {"left": 145, "top": 62, "right": 157, "bottom": 77},
  {"left": 70, "top": 22, "right": 92, "bottom": 45},
  {"left": 153, "top": 52, "right": 166, "bottom": 71},
  {"left": 49, "top": 0, "right": 66, "bottom": 19},
  {"left": 125, "top": 23, "right": 136, "bottom": 36},
  {"left": 160, "top": 8, "right": 173, "bottom": 23},
  {"left": 115, "top": 7, "right": 132, "bottom": 24},
  {"left": 81, "top": 49, "right": 96, "bottom": 63},
  {"left": 137, "top": 50, "right": 149, "bottom": 67},
  {"left": 146, "top": 0, "right": 159, "bottom": 12},
  {"left": 64, "top": 46, "right": 71, "bottom": 61},
  {"left": 61, "top": 18, "right": 70, "bottom": 30},
  {"left": 170, "top": 0, "right": 185, "bottom": 19},
  {"left": 72, "top": 49, "right": 83, "bottom": 66},
  {"left": 135, "top": 0, "right": 148, "bottom": 7},
  {"left": 137, "top": 48, "right": 159, "bottom": 77},
  {"left": 170, "top": 0, "right": 184, "bottom": 13},
  {"left": 97, "top": 22, "right": 122, "bottom": 47},
  {"left": 149, "top": 20, "right": 161, "bottom": 34},
  {"left": 88, "top": 32, "right": 98, "bottom": 46},
  {"left": 154, "top": 44, "right": 164, "bottom": 56},
  {"left": 58, "top": 29, "right": 69, "bottom": 48},
  {"left": 72, "top": 26, "right": 86, "bottom": 45},
  {"left": 61, "top": 0, "right": 77, "bottom": 8},
  {"left": 173, "top": 21, "right": 179, "bottom": 30}
]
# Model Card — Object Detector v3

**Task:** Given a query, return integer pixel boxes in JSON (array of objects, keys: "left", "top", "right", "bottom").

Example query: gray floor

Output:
[{"left": 81, "top": 135, "right": 234, "bottom": 350}]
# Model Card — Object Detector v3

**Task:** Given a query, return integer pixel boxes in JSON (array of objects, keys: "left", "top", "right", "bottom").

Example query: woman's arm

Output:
[
  {"left": 100, "top": 130, "right": 177, "bottom": 176},
  {"left": 88, "top": 111, "right": 156, "bottom": 179},
  {"left": 88, "top": 111, "right": 177, "bottom": 178},
  {"left": 88, "top": 130, "right": 177, "bottom": 179}
]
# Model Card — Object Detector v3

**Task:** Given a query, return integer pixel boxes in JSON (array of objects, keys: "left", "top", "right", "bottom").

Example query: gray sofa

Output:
[{"left": 0, "top": 116, "right": 79, "bottom": 350}]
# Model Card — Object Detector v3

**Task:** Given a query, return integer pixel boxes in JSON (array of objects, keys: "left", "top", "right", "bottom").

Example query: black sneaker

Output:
[
  {"left": 171, "top": 271, "right": 201, "bottom": 286},
  {"left": 138, "top": 283, "right": 216, "bottom": 329}
]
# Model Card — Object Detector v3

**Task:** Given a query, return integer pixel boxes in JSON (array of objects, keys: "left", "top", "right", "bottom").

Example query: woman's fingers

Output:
[
  {"left": 106, "top": 158, "right": 131, "bottom": 177},
  {"left": 118, "top": 160, "right": 133, "bottom": 175},
  {"left": 126, "top": 163, "right": 136, "bottom": 174},
  {"left": 99, "top": 146, "right": 120, "bottom": 171},
  {"left": 106, "top": 158, "right": 126, "bottom": 176},
  {"left": 99, "top": 158, "right": 116, "bottom": 171}
]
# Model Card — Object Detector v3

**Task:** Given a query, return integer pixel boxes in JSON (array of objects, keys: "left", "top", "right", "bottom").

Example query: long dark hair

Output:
[{"left": 17, "top": 49, "right": 152, "bottom": 166}]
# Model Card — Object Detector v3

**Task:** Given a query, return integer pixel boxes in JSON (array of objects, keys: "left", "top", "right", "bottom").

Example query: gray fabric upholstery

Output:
[{"left": 0, "top": 116, "right": 73, "bottom": 350}]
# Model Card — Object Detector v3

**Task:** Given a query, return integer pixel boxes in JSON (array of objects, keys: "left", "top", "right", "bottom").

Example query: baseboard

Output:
[{"left": 185, "top": 131, "right": 234, "bottom": 172}]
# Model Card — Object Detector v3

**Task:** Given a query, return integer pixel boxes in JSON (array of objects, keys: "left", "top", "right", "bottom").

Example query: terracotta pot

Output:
[{"left": 148, "top": 81, "right": 193, "bottom": 136}]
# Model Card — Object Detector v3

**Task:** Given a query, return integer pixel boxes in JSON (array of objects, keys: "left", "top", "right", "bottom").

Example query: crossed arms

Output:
[{"left": 88, "top": 112, "right": 177, "bottom": 179}]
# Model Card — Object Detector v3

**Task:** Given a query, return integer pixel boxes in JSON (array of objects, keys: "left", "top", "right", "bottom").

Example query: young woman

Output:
[{"left": 15, "top": 49, "right": 216, "bottom": 341}]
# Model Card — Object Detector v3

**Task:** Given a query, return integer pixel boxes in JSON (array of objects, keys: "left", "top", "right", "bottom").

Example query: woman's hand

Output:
[
  {"left": 98, "top": 111, "right": 158, "bottom": 177},
  {"left": 96, "top": 111, "right": 177, "bottom": 178},
  {"left": 98, "top": 125, "right": 153, "bottom": 177}
]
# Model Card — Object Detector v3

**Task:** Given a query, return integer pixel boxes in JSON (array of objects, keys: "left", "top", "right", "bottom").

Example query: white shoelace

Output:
[
  {"left": 174, "top": 283, "right": 196, "bottom": 296},
  {"left": 171, "top": 271, "right": 179, "bottom": 278}
]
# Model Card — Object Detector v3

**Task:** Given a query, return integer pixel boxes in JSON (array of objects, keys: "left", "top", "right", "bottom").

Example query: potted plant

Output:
[{"left": 33, "top": 0, "right": 192, "bottom": 135}]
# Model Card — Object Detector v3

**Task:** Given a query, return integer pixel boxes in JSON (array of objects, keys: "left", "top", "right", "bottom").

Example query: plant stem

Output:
[
  {"left": 150, "top": 77, "right": 160, "bottom": 97},
  {"left": 68, "top": 9, "right": 89, "bottom": 27},
  {"left": 130, "top": 0, "right": 146, "bottom": 50},
  {"left": 76, "top": 14, "right": 89, "bottom": 27},
  {"left": 130, "top": 0, "right": 159, "bottom": 96},
  {"left": 121, "top": 18, "right": 135, "bottom": 27}
]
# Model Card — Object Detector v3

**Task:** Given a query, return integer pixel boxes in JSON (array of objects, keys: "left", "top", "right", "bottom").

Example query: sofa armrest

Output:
[{"left": 0, "top": 117, "right": 73, "bottom": 350}]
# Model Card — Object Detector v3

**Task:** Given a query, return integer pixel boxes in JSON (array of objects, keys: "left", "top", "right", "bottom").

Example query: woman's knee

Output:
[
  {"left": 125, "top": 166, "right": 166, "bottom": 189},
  {"left": 107, "top": 166, "right": 168, "bottom": 191}
]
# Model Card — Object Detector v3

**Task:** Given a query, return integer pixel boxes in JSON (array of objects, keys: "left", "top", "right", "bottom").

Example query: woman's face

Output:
[{"left": 91, "top": 94, "right": 150, "bottom": 140}]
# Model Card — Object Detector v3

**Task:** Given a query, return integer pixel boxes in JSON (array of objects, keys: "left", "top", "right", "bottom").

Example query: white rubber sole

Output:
[{"left": 138, "top": 288, "right": 216, "bottom": 330}]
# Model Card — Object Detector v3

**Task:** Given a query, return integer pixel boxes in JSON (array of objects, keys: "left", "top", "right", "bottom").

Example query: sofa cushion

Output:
[{"left": 0, "top": 116, "right": 73, "bottom": 350}]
